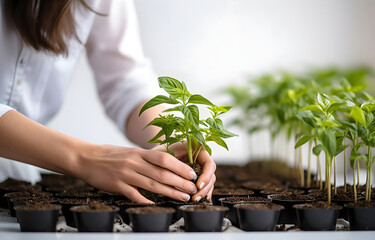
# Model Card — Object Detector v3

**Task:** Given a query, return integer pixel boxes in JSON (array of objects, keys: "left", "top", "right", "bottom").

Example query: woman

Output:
[{"left": 0, "top": 0, "right": 216, "bottom": 203}]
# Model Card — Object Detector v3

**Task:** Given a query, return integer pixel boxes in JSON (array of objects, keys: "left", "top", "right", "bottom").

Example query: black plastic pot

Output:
[
  {"left": 219, "top": 196, "right": 270, "bottom": 227},
  {"left": 166, "top": 200, "right": 201, "bottom": 223},
  {"left": 14, "top": 204, "right": 61, "bottom": 232},
  {"left": 345, "top": 203, "right": 375, "bottom": 230},
  {"left": 126, "top": 206, "right": 175, "bottom": 232},
  {"left": 5, "top": 191, "right": 52, "bottom": 217},
  {"left": 179, "top": 205, "right": 229, "bottom": 232},
  {"left": 234, "top": 203, "right": 284, "bottom": 231},
  {"left": 268, "top": 194, "right": 315, "bottom": 224},
  {"left": 116, "top": 201, "right": 162, "bottom": 225},
  {"left": 70, "top": 205, "right": 119, "bottom": 232},
  {"left": 293, "top": 203, "right": 342, "bottom": 231}
]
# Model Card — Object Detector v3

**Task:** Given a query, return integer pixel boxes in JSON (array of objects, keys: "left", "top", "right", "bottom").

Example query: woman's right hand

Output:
[{"left": 76, "top": 144, "right": 199, "bottom": 203}]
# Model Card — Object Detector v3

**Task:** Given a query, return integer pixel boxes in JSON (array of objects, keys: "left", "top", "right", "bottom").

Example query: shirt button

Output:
[
  {"left": 19, "top": 58, "right": 24, "bottom": 65},
  {"left": 17, "top": 78, "right": 22, "bottom": 85}
]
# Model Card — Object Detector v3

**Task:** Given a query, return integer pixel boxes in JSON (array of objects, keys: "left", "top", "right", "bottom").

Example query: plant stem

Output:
[
  {"left": 193, "top": 145, "right": 203, "bottom": 163},
  {"left": 307, "top": 141, "right": 312, "bottom": 188},
  {"left": 299, "top": 147, "right": 304, "bottom": 187},
  {"left": 334, "top": 156, "right": 337, "bottom": 195},
  {"left": 187, "top": 135, "right": 193, "bottom": 164},
  {"left": 366, "top": 146, "right": 372, "bottom": 202},
  {"left": 344, "top": 138, "right": 347, "bottom": 192},
  {"left": 353, "top": 162, "right": 357, "bottom": 204},
  {"left": 357, "top": 160, "right": 360, "bottom": 189},
  {"left": 326, "top": 153, "right": 332, "bottom": 205}
]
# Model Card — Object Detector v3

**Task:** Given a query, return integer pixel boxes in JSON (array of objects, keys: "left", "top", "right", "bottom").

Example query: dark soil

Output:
[
  {"left": 46, "top": 186, "right": 94, "bottom": 193},
  {"left": 213, "top": 188, "right": 254, "bottom": 196},
  {"left": 218, "top": 196, "right": 269, "bottom": 203},
  {"left": 346, "top": 200, "right": 375, "bottom": 208},
  {"left": 11, "top": 197, "right": 57, "bottom": 204},
  {"left": 313, "top": 191, "right": 357, "bottom": 202},
  {"left": 168, "top": 196, "right": 209, "bottom": 205},
  {"left": 187, "top": 163, "right": 202, "bottom": 184},
  {"left": 269, "top": 194, "right": 314, "bottom": 201},
  {"left": 15, "top": 203, "right": 61, "bottom": 211},
  {"left": 261, "top": 188, "right": 304, "bottom": 196},
  {"left": 0, "top": 178, "right": 31, "bottom": 188},
  {"left": 59, "top": 198, "right": 111, "bottom": 205},
  {"left": 236, "top": 203, "right": 284, "bottom": 210},
  {"left": 242, "top": 181, "right": 281, "bottom": 191},
  {"left": 6, "top": 191, "right": 52, "bottom": 199},
  {"left": 293, "top": 201, "right": 342, "bottom": 210},
  {"left": 126, "top": 206, "right": 175, "bottom": 214},
  {"left": 71, "top": 203, "right": 118, "bottom": 212},
  {"left": 55, "top": 191, "right": 102, "bottom": 198},
  {"left": 179, "top": 205, "right": 228, "bottom": 212}
]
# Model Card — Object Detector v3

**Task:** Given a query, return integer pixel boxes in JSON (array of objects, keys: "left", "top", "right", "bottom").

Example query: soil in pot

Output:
[
  {"left": 242, "top": 181, "right": 282, "bottom": 196},
  {"left": 268, "top": 194, "right": 315, "bottom": 224},
  {"left": 4, "top": 191, "right": 52, "bottom": 216},
  {"left": 59, "top": 198, "right": 112, "bottom": 228},
  {"left": 212, "top": 188, "right": 254, "bottom": 205},
  {"left": 55, "top": 191, "right": 102, "bottom": 198},
  {"left": 45, "top": 185, "right": 95, "bottom": 194},
  {"left": 115, "top": 199, "right": 164, "bottom": 225},
  {"left": 167, "top": 197, "right": 209, "bottom": 223},
  {"left": 260, "top": 188, "right": 305, "bottom": 198},
  {"left": 293, "top": 201, "right": 342, "bottom": 231},
  {"left": 10, "top": 196, "right": 57, "bottom": 218},
  {"left": 0, "top": 178, "right": 36, "bottom": 208},
  {"left": 15, "top": 203, "right": 61, "bottom": 232},
  {"left": 70, "top": 203, "right": 119, "bottom": 232},
  {"left": 219, "top": 196, "right": 270, "bottom": 227},
  {"left": 126, "top": 206, "right": 175, "bottom": 232},
  {"left": 345, "top": 201, "right": 375, "bottom": 230},
  {"left": 234, "top": 203, "right": 284, "bottom": 231},
  {"left": 179, "top": 205, "right": 229, "bottom": 232}
]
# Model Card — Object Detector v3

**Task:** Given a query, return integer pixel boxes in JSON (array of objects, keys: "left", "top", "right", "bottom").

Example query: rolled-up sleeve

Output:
[
  {"left": 85, "top": 0, "right": 158, "bottom": 134},
  {"left": 0, "top": 104, "right": 15, "bottom": 118}
]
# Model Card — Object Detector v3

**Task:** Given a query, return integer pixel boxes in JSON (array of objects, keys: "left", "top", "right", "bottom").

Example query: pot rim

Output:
[
  {"left": 70, "top": 204, "right": 119, "bottom": 213},
  {"left": 178, "top": 204, "right": 229, "bottom": 212},
  {"left": 233, "top": 203, "right": 284, "bottom": 210}
]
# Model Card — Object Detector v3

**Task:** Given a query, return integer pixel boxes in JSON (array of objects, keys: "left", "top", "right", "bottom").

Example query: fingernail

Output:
[
  {"left": 189, "top": 171, "right": 197, "bottom": 180},
  {"left": 190, "top": 185, "right": 197, "bottom": 194},
  {"left": 195, "top": 196, "right": 201, "bottom": 202},
  {"left": 199, "top": 182, "right": 205, "bottom": 190},
  {"left": 182, "top": 193, "right": 190, "bottom": 201}
]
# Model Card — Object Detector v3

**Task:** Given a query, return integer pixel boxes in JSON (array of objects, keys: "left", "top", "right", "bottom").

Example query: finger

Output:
[
  {"left": 195, "top": 149, "right": 216, "bottom": 190},
  {"left": 125, "top": 170, "right": 191, "bottom": 202},
  {"left": 135, "top": 159, "right": 197, "bottom": 195},
  {"left": 207, "top": 185, "right": 214, "bottom": 201},
  {"left": 192, "top": 174, "right": 216, "bottom": 202},
  {"left": 117, "top": 183, "right": 153, "bottom": 204},
  {"left": 142, "top": 149, "right": 197, "bottom": 180}
]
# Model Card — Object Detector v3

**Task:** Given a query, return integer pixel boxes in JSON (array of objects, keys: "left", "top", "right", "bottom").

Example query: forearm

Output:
[
  {"left": 0, "top": 110, "right": 92, "bottom": 177},
  {"left": 125, "top": 100, "right": 164, "bottom": 149}
]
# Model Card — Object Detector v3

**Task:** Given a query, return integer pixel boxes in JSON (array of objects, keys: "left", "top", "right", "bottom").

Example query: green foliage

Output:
[{"left": 140, "top": 77, "right": 237, "bottom": 163}]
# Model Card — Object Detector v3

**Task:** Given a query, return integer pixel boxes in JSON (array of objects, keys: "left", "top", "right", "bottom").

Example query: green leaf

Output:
[
  {"left": 335, "top": 144, "right": 349, "bottom": 156},
  {"left": 203, "top": 143, "right": 212, "bottom": 156},
  {"left": 180, "top": 105, "right": 199, "bottom": 129},
  {"left": 327, "top": 102, "right": 346, "bottom": 113},
  {"left": 188, "top": 94, "right": 213, "bottom": 106},
  {"left": 318, "top": 129, "right": 336, "bottom": 159},
  {"left": 298, "top": 104, "right": 323, "bottom": 112},
  {"left": 296, "top": 111, "right": 315, "bottom": 128},
  {"left": 295, "top": 135, "right": 313, "bottom": 149},
  {"left": 350, "top": 106, "right": 366, "bottom": 127},
  {"left": 207, "top": 135, "right": 228, "bottom": 150},
  {"left": 218, "top": 129, "right": 238, "bottom": 138},
  {"left": 313, "top": 144, "right": 323, "bottom": 156},
  {"left": 139, "top": 95, "right": 179, "bottom": 116},
  {"left": 158, "top": 76, "right": 186, "bottom": 97},
  {"left": 148, "top": 129, "right": 165, "bottom": 143}
]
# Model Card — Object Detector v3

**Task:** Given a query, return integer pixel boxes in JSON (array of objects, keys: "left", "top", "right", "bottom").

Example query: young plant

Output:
[{"left": 139, "top": 77, "right": 237, "bottom": 164}]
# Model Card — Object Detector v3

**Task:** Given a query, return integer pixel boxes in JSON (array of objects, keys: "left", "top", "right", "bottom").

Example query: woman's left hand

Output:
[{"left": 152, "top": 143, "right": 216, "bottom": 202}]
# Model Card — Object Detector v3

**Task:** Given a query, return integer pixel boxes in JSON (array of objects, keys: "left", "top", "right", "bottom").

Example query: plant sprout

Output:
[{"left": 140, "top": 77, "right": 237, "bottom": 164}]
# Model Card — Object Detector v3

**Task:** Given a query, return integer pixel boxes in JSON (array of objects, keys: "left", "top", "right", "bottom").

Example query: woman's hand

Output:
[
  {"left": 77, "top": 144, "right": 200, "bottom": 204},
  {"left": 152, "top": 143, "right": 216, "bottom": 202}
]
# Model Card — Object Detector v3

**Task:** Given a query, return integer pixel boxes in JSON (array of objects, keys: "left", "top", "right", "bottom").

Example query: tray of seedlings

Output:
[{"left": 0, "top": 70, "right": 375, "bottom": 233}]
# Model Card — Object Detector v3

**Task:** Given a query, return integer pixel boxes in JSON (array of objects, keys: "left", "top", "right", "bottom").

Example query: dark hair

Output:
[{"left": 4, "top": 0, "right": 100, "bottom": 56}]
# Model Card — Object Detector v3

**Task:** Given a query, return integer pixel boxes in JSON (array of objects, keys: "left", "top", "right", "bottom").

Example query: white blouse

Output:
[{"left": 0, "top": 0, "right": 157, "bottom": 182}]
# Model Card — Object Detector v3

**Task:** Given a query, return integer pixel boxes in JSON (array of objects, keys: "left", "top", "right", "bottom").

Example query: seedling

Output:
[{"left": 140, "top": 77, "right": 237, "bottom": 164}]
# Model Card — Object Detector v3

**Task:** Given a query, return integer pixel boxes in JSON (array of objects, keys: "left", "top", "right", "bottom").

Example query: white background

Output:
[{"left": 47, "top": 0, "right": 375, "bottom": 181}]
